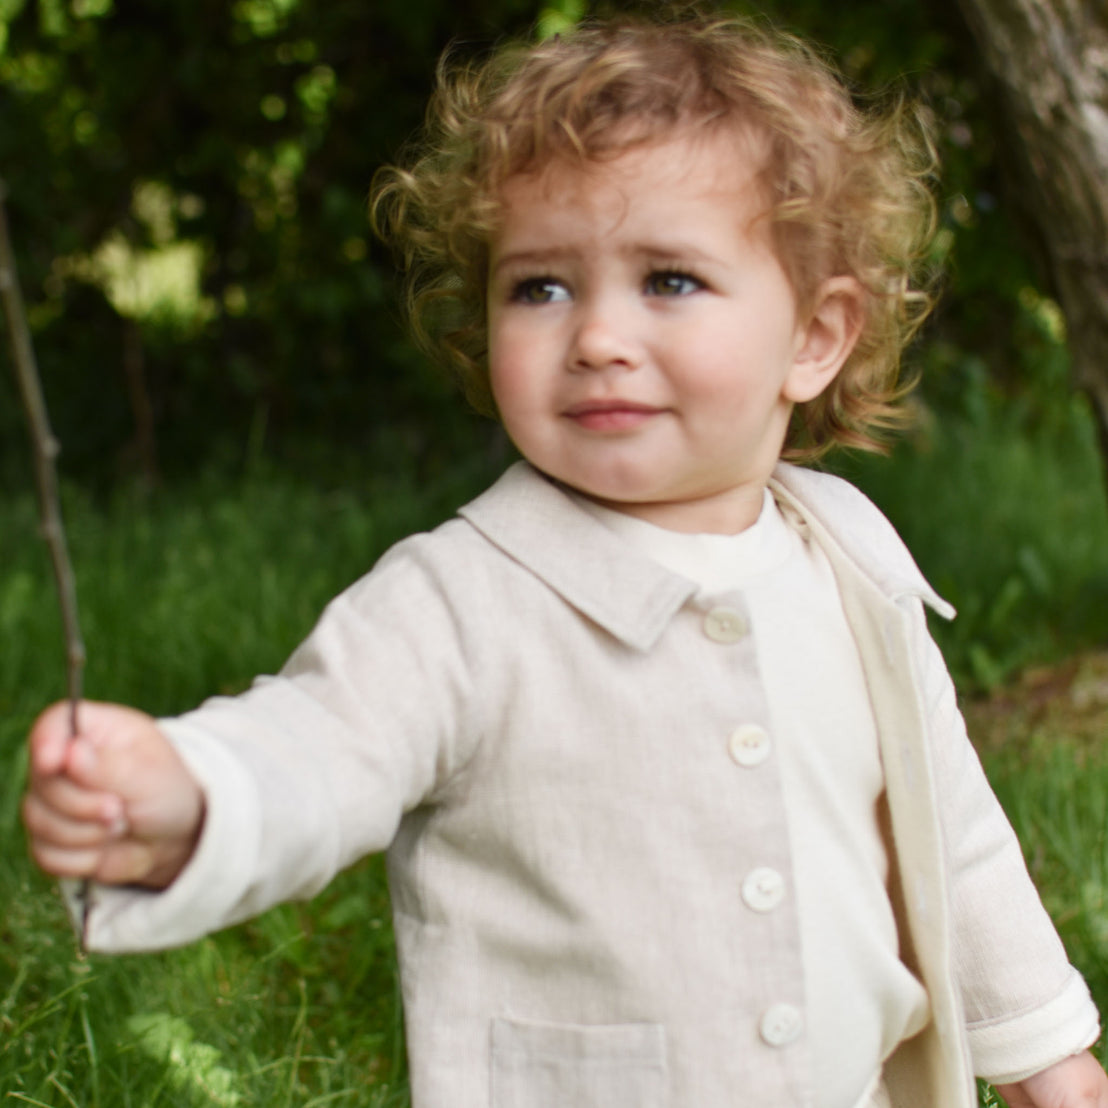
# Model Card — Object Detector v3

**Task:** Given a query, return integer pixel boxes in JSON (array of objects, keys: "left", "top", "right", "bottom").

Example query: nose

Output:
[{"left": 569, "top": 297, "right": 644, "bottom": 373}]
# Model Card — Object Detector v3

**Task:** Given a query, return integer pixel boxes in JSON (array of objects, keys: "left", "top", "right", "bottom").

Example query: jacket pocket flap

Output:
[{"left": 491, "top": 1017, "right": 667, "bottom": 1107}]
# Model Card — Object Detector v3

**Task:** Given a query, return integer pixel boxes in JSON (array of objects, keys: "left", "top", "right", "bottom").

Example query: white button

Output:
[
  {"left": 759, "top": 1003, "right": 803, "bottom": 1047},
  {"left": 741, "top": 867, "right": 786, "bottom": 912},
  {"left": 703, "top": 606, "right": 746, "bottom": 643},
  {"left": 728, "top": 724, "right": 771, "bottom": 767}
]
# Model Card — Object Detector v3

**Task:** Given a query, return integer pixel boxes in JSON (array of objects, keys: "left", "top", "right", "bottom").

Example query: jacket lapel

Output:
[{"left": 459, "top": 463, "right": 697, "bottom": 652}]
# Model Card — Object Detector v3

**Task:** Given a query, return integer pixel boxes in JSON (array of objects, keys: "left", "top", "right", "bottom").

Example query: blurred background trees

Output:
[
  {"left": 0, "top": 0, "right": 1101, "bottom": 495},
  {"left": 0, "top": 0, "right": 536, "bottom": 487},
  {"left": 955, "top": 0, "right": 1108, "bottom": 480}
]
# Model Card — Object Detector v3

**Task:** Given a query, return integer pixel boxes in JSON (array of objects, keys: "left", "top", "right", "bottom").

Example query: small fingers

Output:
[
  {"left": 23, "top": 767, "right": 129, "bottom": 882},
  {"left": 27, "top": 701, "right": 79, "bottom": 778},
  {"left": 28, "top": 840, "right": 104, "bottom": 880},
  {"left": 24, "top": 808, "right": 129, "bottom": 881},
  {"left": 25, "top": 769, "right": 125, "bottom": 829},
  {"left": 28, "top": 703, "right": 116, "bottom": 792},
  {"left": 23, "top": 789, "right": 128, "bottom": 850},
  {"left": 24, "top": 788, "right": 175, "bottom": 888},
  {"left": 28, "top": 838, "right": 151, "bottom": 885}
]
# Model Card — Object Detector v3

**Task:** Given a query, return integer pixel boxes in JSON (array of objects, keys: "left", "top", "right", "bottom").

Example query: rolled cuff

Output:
[
  {"left": 63, "top": 720, "right": 261, "bottom": 953},
  {"left": 970, "top": 969, "right": 1101, "bottom": 1084}
]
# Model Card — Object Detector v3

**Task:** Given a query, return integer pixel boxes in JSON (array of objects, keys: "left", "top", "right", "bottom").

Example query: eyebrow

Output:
[
  {"left": 490, "top": 242, "right": 720, "bottom": 277},
  {"left": 489, "top": 247, "right": 576, "bottom": 277}
]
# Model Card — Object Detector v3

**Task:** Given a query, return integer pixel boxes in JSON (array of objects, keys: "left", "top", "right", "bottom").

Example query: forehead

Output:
[{"left": 492, "top": 128, "right": 770, "bottom": 242}]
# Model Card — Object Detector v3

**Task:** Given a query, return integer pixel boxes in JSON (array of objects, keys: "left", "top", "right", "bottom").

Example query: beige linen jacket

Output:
[{"left": 82, "top": 462, "right": 1099, "bottom": 1108}]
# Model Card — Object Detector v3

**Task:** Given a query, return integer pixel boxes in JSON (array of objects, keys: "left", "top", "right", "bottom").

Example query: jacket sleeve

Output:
[
  {"left": 74, "top": 533, "right": 484, "bottom": 953},
  {"left": 911, "top": 605, "right": 1100, "bottom": 1082}
]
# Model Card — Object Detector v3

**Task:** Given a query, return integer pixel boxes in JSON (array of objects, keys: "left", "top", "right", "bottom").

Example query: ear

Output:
[{"left": 783, "top": 276, "right": 865, "bottom": 404}]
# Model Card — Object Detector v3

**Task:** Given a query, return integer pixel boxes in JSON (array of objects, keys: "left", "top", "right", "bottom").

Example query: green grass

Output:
[
  {"left": 1, "top": 464, "right": 498, "bottom": 1107},
  {"left": 2, "top": 405, "right": 1107, "bottom": 1104},
  {"left": 987, "top": 735, "right": 1108, "bottom": 1013},
  {"left": 830, "top": 390, "right": 1108, "bottom": 691},
  {"left": 973, "top": 717, "right": 1108, "bottom": 1098},
  {"left": 2, "top": 861, "right": 407, "bottom": 1106}
]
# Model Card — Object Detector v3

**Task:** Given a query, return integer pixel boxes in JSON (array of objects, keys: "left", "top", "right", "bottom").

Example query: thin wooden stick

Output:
[{"left": 0, "top": 178, "right": 91, "bottom": 943}]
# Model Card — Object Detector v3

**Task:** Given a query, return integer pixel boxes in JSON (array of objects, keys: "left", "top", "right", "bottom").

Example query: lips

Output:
[{"left": 562, "top": 399, "right": 664, "bottom": 432}]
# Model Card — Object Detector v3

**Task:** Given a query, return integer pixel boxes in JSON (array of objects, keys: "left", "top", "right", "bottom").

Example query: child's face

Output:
[{"left": 487, "top": 130, "right": 850, "bottom": 534}]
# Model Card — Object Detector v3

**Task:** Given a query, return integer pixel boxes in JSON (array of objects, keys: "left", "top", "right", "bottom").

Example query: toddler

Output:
[{"left": 23, "top": 13, "right": 1108, "bottom": 1108}]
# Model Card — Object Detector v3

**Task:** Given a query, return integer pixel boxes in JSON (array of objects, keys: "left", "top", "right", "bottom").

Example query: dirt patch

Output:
[{"left": 964, "top": 650, "right": 1108, "bottom": 750}]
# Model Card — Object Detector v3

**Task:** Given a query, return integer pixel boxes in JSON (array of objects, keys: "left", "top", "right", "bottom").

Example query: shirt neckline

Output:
[{"left": 570, "top": 488, "right": 798, "bottom": 594}]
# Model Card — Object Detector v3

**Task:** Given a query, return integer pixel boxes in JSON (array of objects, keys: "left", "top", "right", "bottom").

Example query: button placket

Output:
[{"left": 698, "top": 597, "right": 800, "bottom": 1057}]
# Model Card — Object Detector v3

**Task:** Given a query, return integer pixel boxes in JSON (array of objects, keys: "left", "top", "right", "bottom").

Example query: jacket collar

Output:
[
  {"left": 458, "top": 462, "right": 953, "bottom": 652},
  {"left": 458, "top": 463, "right": 696, "bottom": 652},
  {"left": 769, "top": 463, "right": 955, "bottom": 620}
]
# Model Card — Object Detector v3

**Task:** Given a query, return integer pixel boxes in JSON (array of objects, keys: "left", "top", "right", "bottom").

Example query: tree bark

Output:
[{"left": 955, "top": 0, "right": 1108, "bottom": 484}]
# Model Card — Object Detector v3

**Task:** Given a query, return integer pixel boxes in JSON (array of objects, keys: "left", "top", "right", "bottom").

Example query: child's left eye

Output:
[{"left": 644, "top": 271, "right": 703, "bottom": 297}]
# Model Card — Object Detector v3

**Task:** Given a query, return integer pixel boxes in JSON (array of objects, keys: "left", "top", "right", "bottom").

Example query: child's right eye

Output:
[{"left": 510, "top": 278, "right": 570, "bottom": 304}]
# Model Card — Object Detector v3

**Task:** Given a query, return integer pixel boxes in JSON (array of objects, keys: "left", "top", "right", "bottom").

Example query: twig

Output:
[{"left": 0, "top": 178, "right": 91, "bottom": 943}]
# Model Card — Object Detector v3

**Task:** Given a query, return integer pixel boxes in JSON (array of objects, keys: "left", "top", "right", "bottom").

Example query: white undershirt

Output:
[{"left": 575, "top": 489, "right": 929, "bottom": 1108}]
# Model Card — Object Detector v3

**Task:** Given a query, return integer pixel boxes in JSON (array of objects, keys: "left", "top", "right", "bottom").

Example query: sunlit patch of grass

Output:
[{"left": 3, "top": 806, "right": 408, "bottom": 1102}]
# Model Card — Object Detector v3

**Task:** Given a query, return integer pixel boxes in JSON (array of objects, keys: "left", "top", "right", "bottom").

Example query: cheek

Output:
[
  {"left": 671, "top": 360, "right": 791, "bottom": 440},
  {"left": 486, "top": 320, "right": 513, "bottom": 401},
  {"left": 487, "top": 346, "right": 535, "bottom": 430},
  {"left": 487, "top": 308, "right": 520, "bottom": 367},
  {"left": 669, "top": 350, "right": 756, "bottom": 408},
  {"left": 488, "top": 314, "right": 551, "bottom": 403},
  {"left": 669, "top": 319, "right": 798, "bottom": 408}
]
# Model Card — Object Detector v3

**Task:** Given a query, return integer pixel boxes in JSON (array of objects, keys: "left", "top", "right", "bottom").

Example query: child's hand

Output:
[
  {"left": 23, "top": 700, "right": 205, "bottom": 890},
  {"left": 995, "top": 1051, "right": 1108, "bottom": 1108}
]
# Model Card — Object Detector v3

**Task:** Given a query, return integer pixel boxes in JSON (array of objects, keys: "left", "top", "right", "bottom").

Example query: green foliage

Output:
[
  {"left": 536, "top": 0, "right": 586, "bottom": 39},
  {"left": 0, "top": 0, "right": 538, "bottom": 485}
]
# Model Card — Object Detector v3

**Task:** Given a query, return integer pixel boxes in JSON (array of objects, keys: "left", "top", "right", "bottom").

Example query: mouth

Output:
[{"left": 561, "top": 399, "right": 665, "bottom": 432}]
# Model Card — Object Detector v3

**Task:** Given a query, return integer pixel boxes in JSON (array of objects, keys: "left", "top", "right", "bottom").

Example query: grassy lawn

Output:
[
  {"left": 2, "top": 404, "right": 1107, "bottom": 1104},
  {"left": 967, "top": 653, "right": 1108, "bottom": 1024},
  {"left": 1, "top": 466, "right": 492, "bottom": 1107}
]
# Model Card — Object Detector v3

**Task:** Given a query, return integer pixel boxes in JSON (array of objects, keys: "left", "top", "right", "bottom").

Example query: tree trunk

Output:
[{"left": 955, "top": 0, "right": 1108, "bottom": 485}]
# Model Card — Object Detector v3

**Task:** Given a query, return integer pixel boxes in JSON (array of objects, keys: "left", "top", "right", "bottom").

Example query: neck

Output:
[{"left": 580, "top": 485, "right": 768, "bottom": 535}]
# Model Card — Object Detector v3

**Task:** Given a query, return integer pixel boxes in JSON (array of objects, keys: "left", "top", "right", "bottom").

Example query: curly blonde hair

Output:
[{"left": 371, "top": 11, "right": 938, "bottom": 458}]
